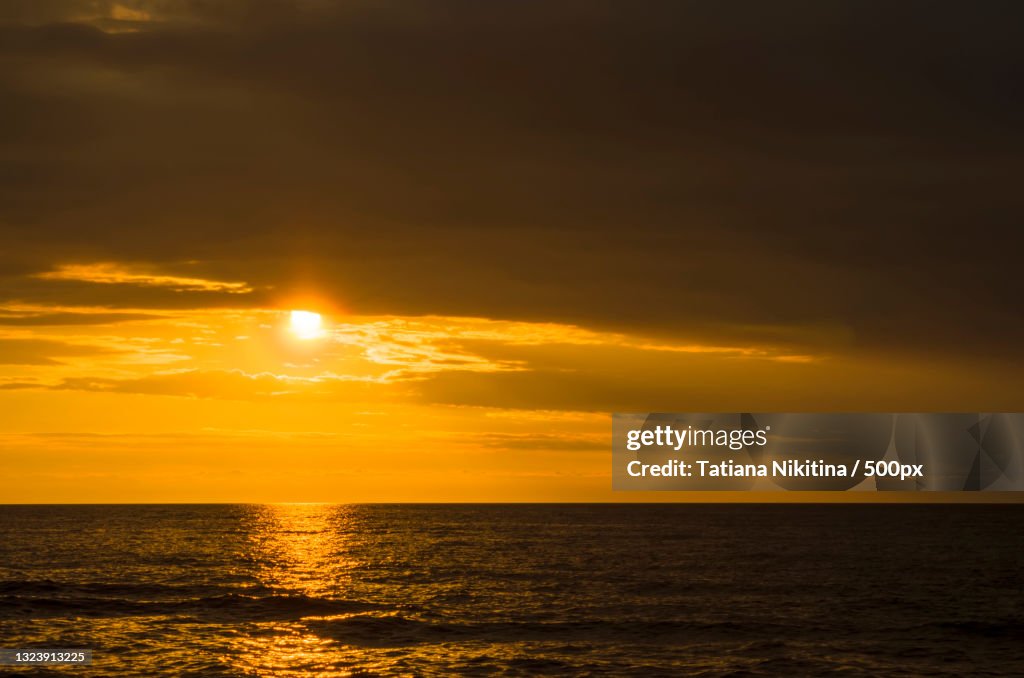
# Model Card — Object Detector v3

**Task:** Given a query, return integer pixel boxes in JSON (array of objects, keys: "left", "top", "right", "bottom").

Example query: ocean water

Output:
[{"left": 0, "top": 504, "right": 1022, "bottom": 676}]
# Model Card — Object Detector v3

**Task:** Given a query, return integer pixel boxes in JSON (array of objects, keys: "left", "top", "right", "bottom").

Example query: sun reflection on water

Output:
[
  {"left": 225, "top": 504, "right": 377, "bottom": 677},
  {"left": 245, "top": 504, "right": 354, "bottom": 597}
]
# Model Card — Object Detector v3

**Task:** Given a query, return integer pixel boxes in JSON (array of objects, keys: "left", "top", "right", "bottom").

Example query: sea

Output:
[{"left": 0, "top": 504, "right": 1021, "bottom": 676}]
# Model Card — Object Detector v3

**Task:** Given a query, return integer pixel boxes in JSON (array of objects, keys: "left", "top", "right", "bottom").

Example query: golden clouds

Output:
[
  {"left": 2, "top": 296, "right": 1022, "bottom": 501},
  {"left": 0, "top": 303, "right": 830, "bottom": 402},
  {"left": 36, "top": 263, "right": 253, "bottom": 294}
]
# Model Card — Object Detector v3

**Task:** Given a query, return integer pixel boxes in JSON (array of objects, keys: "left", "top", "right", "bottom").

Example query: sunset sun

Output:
[{"left": 289, "top": 310, "right": 323, "bottom": 339}]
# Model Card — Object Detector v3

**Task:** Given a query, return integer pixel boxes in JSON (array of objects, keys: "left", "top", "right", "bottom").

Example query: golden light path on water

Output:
[
  {"left": 219, "top": 504, "right": 576, "bottom": 677},
  {"left": 228, "top": 504, "right": 366, "bottom": 677},
  {"left": 217, "top": 504, "right": 537, "bottom": 676}
]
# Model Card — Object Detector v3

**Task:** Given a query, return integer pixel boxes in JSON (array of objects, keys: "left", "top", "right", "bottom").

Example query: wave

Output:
[
  {"left": 302, "top": 615, "right": 804, "bottom": 647},
  {"left": 0, "top": 579, "right": 260, "bottom": 598},
  {"left": 0, "top": 590, "right": 383, "bottom": 622},
  {"left": 908, "top": 619, "right": 1024, "bottom": 638}
]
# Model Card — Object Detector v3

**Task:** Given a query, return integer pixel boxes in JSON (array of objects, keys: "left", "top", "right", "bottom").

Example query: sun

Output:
[{"left": 289, "top": 310, "right": 324, "bottom": 339}]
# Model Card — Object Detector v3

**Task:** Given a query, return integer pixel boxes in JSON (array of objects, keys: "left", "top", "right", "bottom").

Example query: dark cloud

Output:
[
  {"left": 51, "top": 369, "right": 387, "bottom": 400},
  {"left": 0, "top": 275, "right": 270, "bottom": 310},
  {"left": 0, "top": 381, "right": 41, "bottom": 389},
  {"left": 0, "top": 310, "right": 163, "bottom": 325},
  {"left": 476, "top": 432, "right": 602, "bottom": 453},
  {"left": 0, "top": 338, "right": 117, "bottom": 364},
  {"left": 1, "top": 1, "right": 1023, "bottom": 361},
  {"left": 415, "top": 347, "right": 1023, "bottom": 413}
]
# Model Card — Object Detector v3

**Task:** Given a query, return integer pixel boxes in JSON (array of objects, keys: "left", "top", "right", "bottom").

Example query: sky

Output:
[{"left": 1, "top": 1, "right": 1022, "bottom": 501}]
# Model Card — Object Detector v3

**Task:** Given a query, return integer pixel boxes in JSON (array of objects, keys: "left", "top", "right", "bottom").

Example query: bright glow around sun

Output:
[{"left": 290, "top": 310, "right": 324, "bottom": 339}]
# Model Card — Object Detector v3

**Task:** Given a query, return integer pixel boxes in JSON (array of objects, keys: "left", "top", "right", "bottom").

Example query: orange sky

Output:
[
  {"left": 2, "top": 3, "right": 1023, "bottom": 501},
  {"left": 1, "top": 265, "right": 1021, "bottom": 502}
]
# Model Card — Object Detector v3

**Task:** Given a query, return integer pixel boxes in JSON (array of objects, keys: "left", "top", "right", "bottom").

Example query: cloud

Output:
[
  {"left": 51, "top": 368, "right": 387, "bottom": 400},
  {"left": 0, "top": 2, "right": 1022, "bottom": 362},
  {"left": 35, "top": 262, "right": 253, "bottom": 293},
  {"left": 0, "top": 309, "right": 834, "bottom": 410},
  {"left": 0, "top": 381, "right": 42, "bottom": 389},
  {"left": 414, "top": 341, "right": 1024, "bottom": 413},
  {"left": 0, "top": 307, "right": 163, "bottom": 325},
  {"left": 0, "top": 337, "right": 117, "bottom": 364},
  {"left": 0, "top": 274, "right": 274, "bottom": 310},
  {"left": 474, "top": 432, "right": 604, "bottom": 452},
  {"left": 0, "top": 0, "right": 311, "bottom": 30}
]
